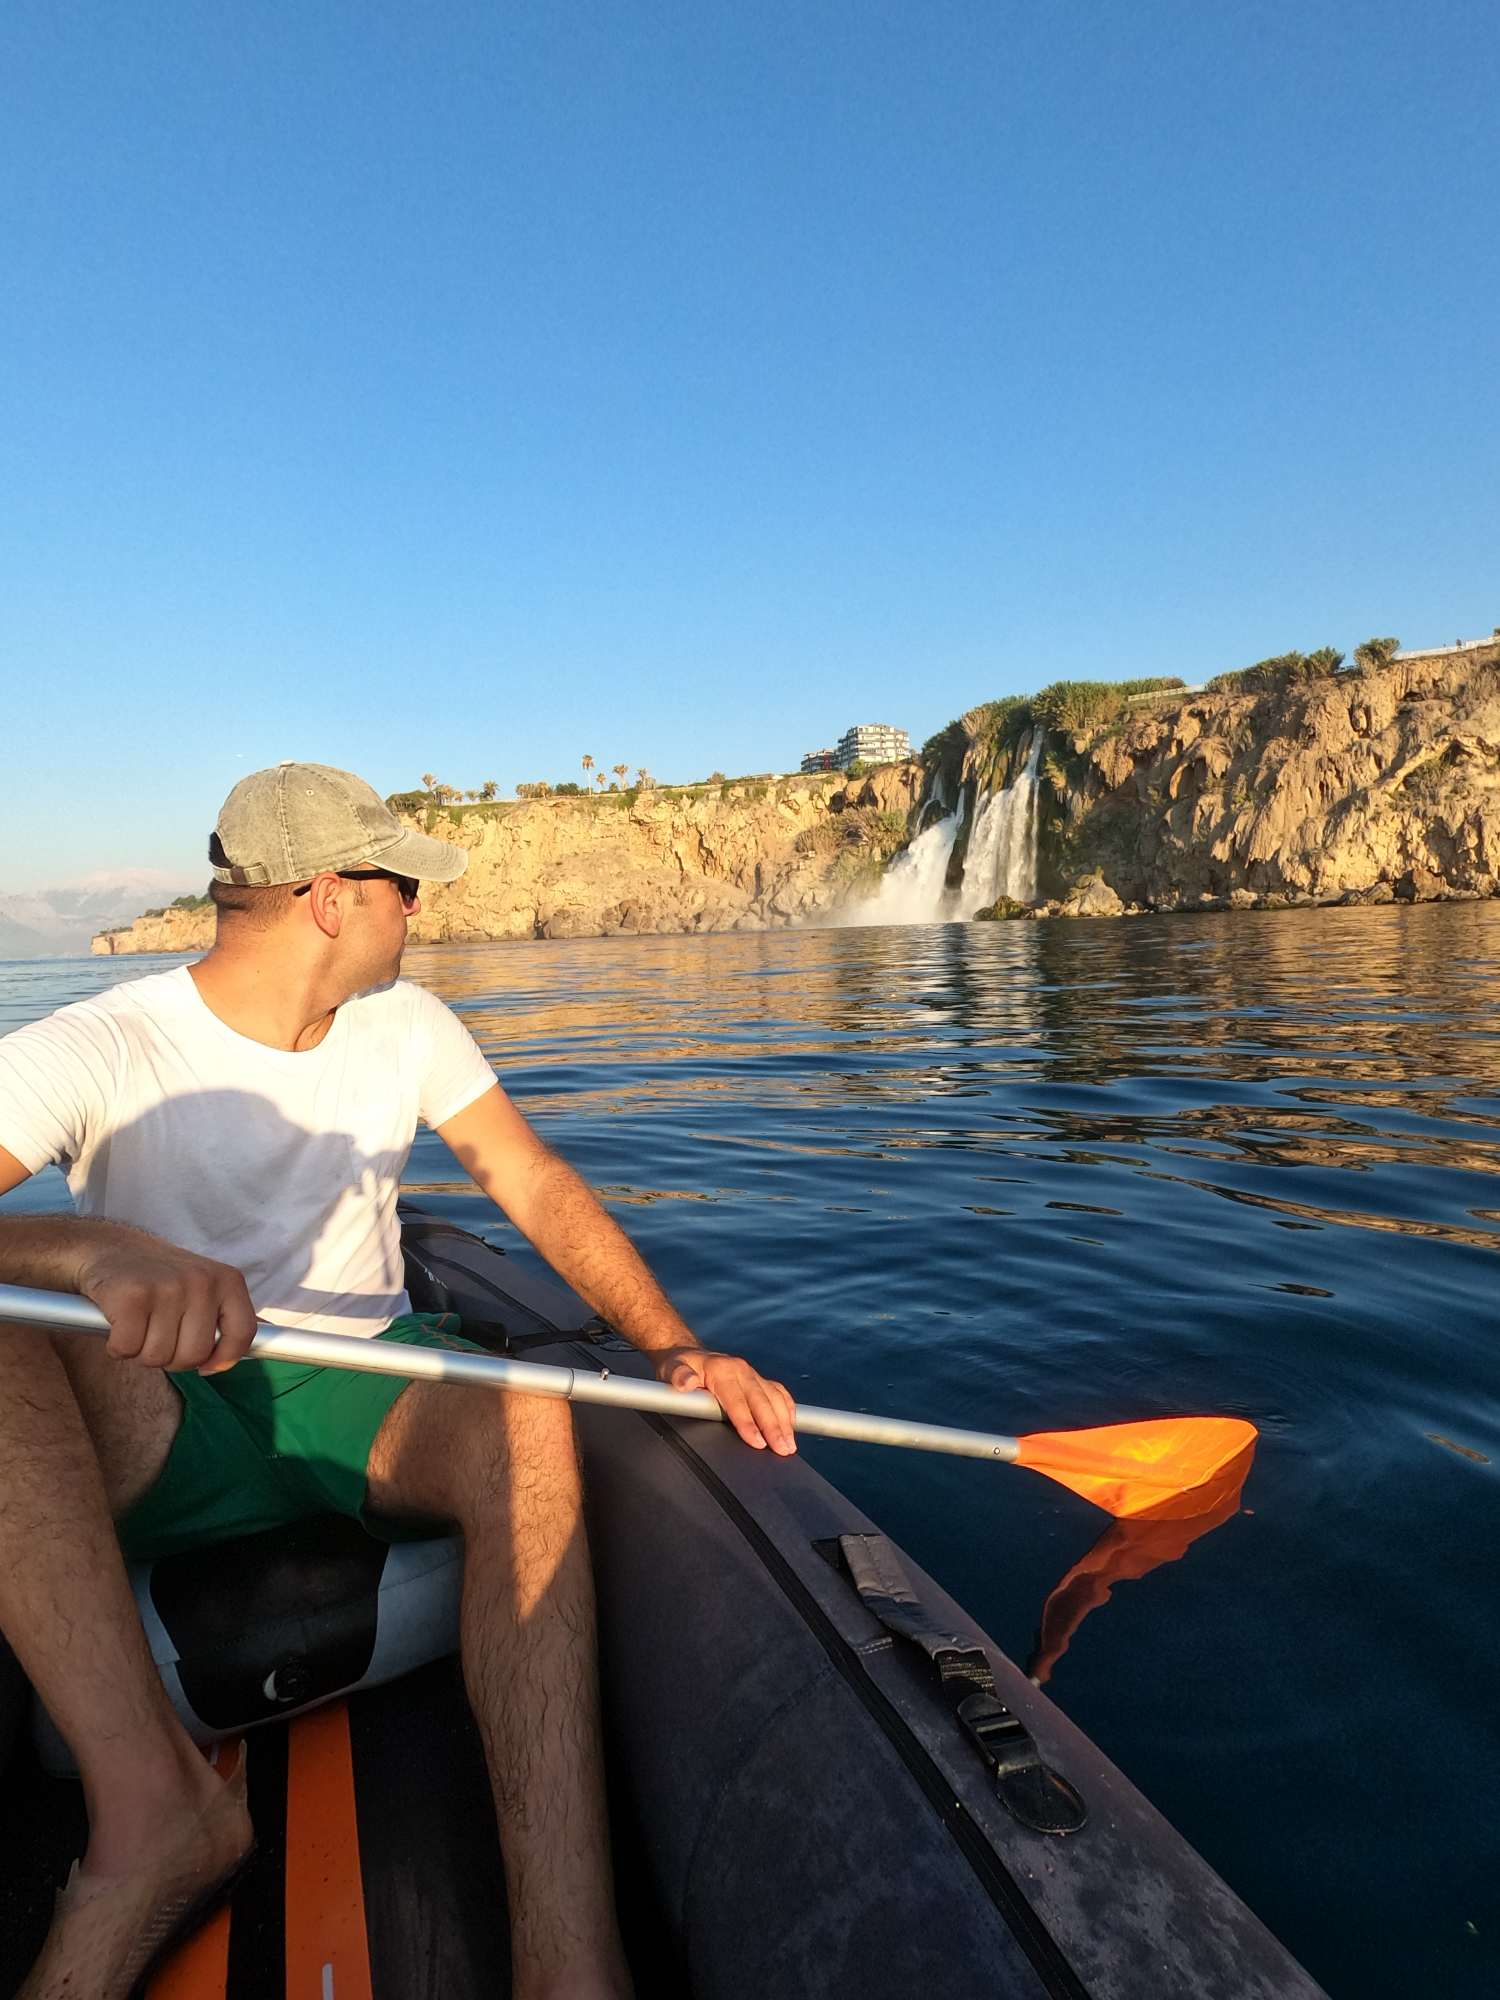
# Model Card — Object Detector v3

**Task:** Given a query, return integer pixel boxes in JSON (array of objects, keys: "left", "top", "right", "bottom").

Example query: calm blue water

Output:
[{"left": 5, "top": 908, "right": 1499, "bottom": 1998}]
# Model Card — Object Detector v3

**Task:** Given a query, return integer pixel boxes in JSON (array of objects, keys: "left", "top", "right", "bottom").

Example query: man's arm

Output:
[
  {"left": 0, "top": 1142, "right": 258, "bottom": 1375},
  {"left": 437, "top": 1086, "right": 797, "bottom": 1454}
]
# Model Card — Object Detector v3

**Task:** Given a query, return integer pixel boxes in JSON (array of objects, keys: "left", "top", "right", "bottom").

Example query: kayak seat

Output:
[{"left": 33, "top": 1514, "right": 463, "bottom": 1773}]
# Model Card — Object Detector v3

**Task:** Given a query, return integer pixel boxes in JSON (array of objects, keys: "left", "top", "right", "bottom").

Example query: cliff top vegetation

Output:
[
  {"left": 922, "top": 632, "right": 1446, "bottom": 776},
  {"left": 386, "top": 767, "right": 849, "bottom": 831}
]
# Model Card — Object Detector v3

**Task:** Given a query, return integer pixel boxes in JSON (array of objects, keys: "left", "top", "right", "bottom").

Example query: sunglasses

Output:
[{"left": 293, "top": 869, "right": 421, "bottom": 910}]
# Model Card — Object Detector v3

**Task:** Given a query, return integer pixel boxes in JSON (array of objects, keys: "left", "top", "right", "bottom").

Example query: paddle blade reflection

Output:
[{"left": 1027, "top": 1443, "right": 1255, "bottom": 1685}]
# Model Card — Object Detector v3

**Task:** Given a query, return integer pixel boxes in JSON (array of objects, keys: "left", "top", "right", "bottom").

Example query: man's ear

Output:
[{"left": 304, "top": 874, "right": 346, "bottom": 939}]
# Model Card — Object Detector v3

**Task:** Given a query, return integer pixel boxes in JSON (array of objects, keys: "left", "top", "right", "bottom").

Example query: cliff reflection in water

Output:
[{"left": 408, "top": 903, "right": 1500, "bottom": 1257}]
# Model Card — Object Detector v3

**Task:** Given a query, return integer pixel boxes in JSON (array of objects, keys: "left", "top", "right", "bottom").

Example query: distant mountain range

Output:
[{"left": 0, "top": 871, "right": 199, "bottom": 959}]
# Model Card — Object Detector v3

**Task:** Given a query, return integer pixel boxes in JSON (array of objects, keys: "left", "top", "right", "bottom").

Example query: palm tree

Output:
[
  {"left": 595, "top": 770, "right": 606, "bottom": 789},
  {"left": 612, "top": 763, "right": 628, "bottom": 785},
  {"left": 421, "top": 772, "right": 438, "bottom": 793},
  {"left": 635, "top": 767, "right": 650, "bottom": 788},
  {"left": 480, "top": 780, "right": 498, "bottom": 801},
  {"left": 581, "top": 755, "right": 595, "bottom": 779}
]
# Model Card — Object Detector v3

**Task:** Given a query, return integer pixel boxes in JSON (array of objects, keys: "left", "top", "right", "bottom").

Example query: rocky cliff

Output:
[
  {"left": 91, "top": 766, "right": 924, "bottom": 954},
  {"left": 1044, "top": 643, "right": 1500, "bottom": 912},
  {"left": 92, "top": 908, "right": 217, "bottom": 955},
  {"left": 93, "top": 646, "right": 1500, "bottom": 952}
]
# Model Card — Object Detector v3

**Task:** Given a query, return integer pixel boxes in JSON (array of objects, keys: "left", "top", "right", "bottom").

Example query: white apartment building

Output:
[{"left": 834, "top": 722, "right": 911, "bottom": 769}]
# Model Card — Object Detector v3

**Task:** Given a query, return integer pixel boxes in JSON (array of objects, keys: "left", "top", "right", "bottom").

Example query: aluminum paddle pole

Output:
[{"left": 0, "top": 1284, "right": 1021, "bottom": 1464}]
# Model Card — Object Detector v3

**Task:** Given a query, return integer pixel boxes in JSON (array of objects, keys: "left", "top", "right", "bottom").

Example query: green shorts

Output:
[{"left": 117, "top": 1312, "right": 487, "bottom": 1562}]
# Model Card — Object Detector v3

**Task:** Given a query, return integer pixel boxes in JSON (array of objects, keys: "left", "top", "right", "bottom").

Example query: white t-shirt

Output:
[{"left": 0, "top": 967, "right": 497, "bottom": 1338}]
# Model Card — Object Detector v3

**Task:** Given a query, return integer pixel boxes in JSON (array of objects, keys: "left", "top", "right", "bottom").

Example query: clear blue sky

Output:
[{"left": 2, "top": 1, "right": 1496, "bottom": 890}]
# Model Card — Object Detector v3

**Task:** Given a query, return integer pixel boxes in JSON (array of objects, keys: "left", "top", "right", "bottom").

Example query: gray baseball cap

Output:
[{"left": 209, "top": 762, "right": 469, "bottom": 886}]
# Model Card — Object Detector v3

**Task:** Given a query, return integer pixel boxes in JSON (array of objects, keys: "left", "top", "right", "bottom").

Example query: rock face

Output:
[
  {"left": 92, "top": 907, "right": 216, "bottom": 955},
  {"left": 1057, "top": 872, "right": 1126, "bottom": 918},
  {"left": 92, "top": 646, "right": 1500, "bottom": 951},
  {"left": 1052, "top": 645, "right": 1500, "bottom": 910},
  {"left": 92, "top": 769, "right": 922, "bottom": 953}
]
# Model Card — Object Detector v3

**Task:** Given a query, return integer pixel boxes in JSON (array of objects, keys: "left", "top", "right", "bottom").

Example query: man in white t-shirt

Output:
[{"left": 0, "top": 762, "right": 796, "bottom": 2000}]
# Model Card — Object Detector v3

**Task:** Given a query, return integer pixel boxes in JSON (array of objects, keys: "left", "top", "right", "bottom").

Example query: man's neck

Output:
[{"left": 188, "top": 948, "right": 347, "bottom": 1053}]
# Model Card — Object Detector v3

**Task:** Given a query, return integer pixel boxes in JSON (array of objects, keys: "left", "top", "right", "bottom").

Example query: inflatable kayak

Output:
[{"left": 0, "top": 1203, "right": 1327, "bottom": 1998}]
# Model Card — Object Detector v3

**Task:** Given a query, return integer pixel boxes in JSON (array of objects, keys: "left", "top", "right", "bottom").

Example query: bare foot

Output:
[{"left": 19, "top": 1753, "right": 253, "bottom": 1999}]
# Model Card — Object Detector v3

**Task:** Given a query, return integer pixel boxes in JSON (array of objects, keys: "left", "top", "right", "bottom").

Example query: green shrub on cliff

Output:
[
  {"left": 1354, "top": 636, "right": 1402, "bottom": 671},
  {"left": 958, "top": 697, "right": 1036, "bottom": 793},
  {"left": 869, "top": 807, "right": 910, "bottom": 852},
  {"left": 1031, "top": 681, "right": 1125, "bottom": 734},
  {"left": 1396, "top": 751, "right": 1450, "bottom": 800},
  {"left": 964, "top": 696, "right": 1032, "bottom": 742},
  {"left": 1116, "top": 676, "right": 1187, "bottom": 699},
  {"left": 794, "top": 820, "right": 842, "bottom": 859},
  {"left": 1206, "top": 646, "right": 1346, "bottom": 694},
  {"left": 920, "top": 719, "right": 966, "bottom": 766},
  {"left": 1247, "top": 653, "right": 1308, "bottom": 688}
]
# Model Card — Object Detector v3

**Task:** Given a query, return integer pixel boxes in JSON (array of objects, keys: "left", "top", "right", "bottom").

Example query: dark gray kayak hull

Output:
[{"left": 409, "top": 1208, "right": 1325, "bottom": 2000}]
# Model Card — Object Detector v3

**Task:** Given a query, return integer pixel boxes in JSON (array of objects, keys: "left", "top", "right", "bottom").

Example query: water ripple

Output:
[{"left": 6, "top": 907, "right": 1500, "bottom": 1997}]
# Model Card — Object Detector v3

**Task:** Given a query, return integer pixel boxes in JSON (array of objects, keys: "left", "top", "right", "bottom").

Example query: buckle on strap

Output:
[
  {"left": 956, "top": 1690, "right": 1041, "bottom": 1780},
  {"left": 833, "top": 1534, "right": 1089, "bottom": 1836},
  {"left": 958, "top": 1692, "right": 1088, "bottom": 1836}
]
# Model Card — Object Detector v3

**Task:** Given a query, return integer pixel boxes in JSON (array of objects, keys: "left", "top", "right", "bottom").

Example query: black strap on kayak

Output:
[{"left": 835, "top": 1533, "right": 1087, "bottom": 1836}]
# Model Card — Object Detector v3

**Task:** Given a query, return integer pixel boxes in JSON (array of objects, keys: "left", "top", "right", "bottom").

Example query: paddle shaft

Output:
[{"left": 0, "top": 1284, "right": 1022, "bottom": 1465}]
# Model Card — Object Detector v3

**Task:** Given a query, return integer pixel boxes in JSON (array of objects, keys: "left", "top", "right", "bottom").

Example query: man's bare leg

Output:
[
  {"left": 0, "top": 1326, "right": 251, "bottom": 1989},
  {"left": 367, "top": 1382, "right": 631, "bottom": 2000}
]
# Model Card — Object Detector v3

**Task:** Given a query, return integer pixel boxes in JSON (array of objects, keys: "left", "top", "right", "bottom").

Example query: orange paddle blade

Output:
[{"left": 1014, "top": 1417, "right": 1258, "bottom": 1518}]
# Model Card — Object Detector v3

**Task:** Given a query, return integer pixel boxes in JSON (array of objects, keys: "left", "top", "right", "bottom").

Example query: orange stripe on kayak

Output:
[
  {"left": 147, "top": 1739, "right": 243, "bottom": 2000},
  {"left": 284, "top": 1705, "right": 374, "bottom": 2000}
]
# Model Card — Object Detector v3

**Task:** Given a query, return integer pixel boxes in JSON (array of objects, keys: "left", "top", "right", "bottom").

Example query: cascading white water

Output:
[
  {"left": 954, "top": 732, "right": 1044, "bottom": 917},
  {"left": 840, "top": 730, "right": 1043, "bottom": 926},
  {"left": 849, "top": 809, "right": 962, "bottom": 924}
]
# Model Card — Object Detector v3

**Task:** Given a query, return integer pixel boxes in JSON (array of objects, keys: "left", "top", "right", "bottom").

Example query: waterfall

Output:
[
  {"left": 840, "top": 730, "right": 1044, "bottom": 926},
  {"left": 849, "top": 809, "right": 962, "bottom": 924},
  {"left": 954, "top": 732, "right": 1044, "bottom": 917}
]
